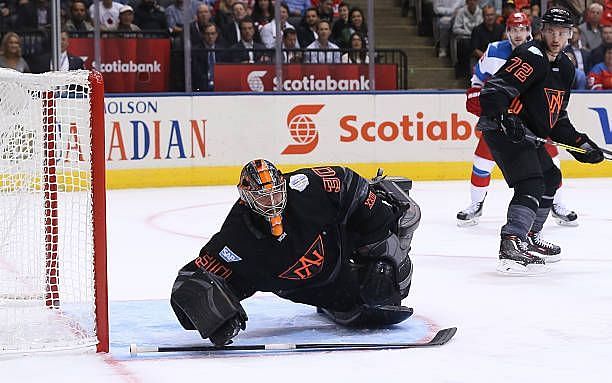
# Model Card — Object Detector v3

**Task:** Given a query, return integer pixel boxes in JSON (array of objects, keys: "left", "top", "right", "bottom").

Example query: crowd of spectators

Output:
[
  {"left": 0, "top": 0, "right": 609, "bottom": 91},
  {"left": 0, "top": 0, "right": 374, "bottom": 91},
  {"left": 428, "top": 0, "right": 612, "bottom": 89}
]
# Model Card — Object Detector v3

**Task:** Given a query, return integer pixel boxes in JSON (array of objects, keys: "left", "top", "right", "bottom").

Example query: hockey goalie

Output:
[{"left": 170, "top": 159, "right": 420, "bottom": 346}]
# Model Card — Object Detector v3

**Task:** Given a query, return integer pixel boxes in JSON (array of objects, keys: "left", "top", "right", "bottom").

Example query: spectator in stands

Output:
[
  {"left": 433, "top": 0, "right": 464, "bottom": 57},
  {"left": 15, "top": 0, "right": 51, "bottom": 31},
  {"left": 331, "top": 2, "right": 349, "bottom": 44},
  {"left": 165, "top": 0, "right": 202, "bottom": 35},
  {"left": 453, "top": 0, "right": 482, "bottom": 78},
  {"left": 0, "top": 32, "right": 29, "bottom": 72},
  {"left": 579, "top": 3, "right": 603, "bottom": 51},
  {"left": 282, "top": 27, "right": 303, "bottom": 62},
  {"left": 471, "top": 4, "right": 504, "bottom": 60},
  {"left": 65, "top": 0, "right": 93, "bottom": 31},
  {"left": 340, "top": 7, "right": 367, "bottom": 48},
  {"left": 530, "top": 2, "right": 541, "bottom": 31},
  {"left": 304, "top": 19, "right": 340, "bottom": 63},
  {"left": 564, "top": 26, "right": 592, "bottom": 74},
  {"left": 496, "top": 0, "right": 515, "bottom": 27},
  {"left": 230, "top": 17, "right": 268, "bottom": 62},
  {"left": 134, "top": 0, "right": 168, "bottom": 31},
  {"left": 252, "top": 0, "right": 274, "bottom": 28},
  {"left": 297, "top": 7, "right": 319, "bottom": 47},
  {"left": 0, "top": 1, "right": 15, "bottom": 31},
  {"left": 286, "top": 0, "right": 311, "bottom": 17},
  {"left": 223, "top": 1, "right": 248, "bottom": 45},
  {"left": 29, "top": 31, "right": 84, "bottom": 73},
  {"left": 602, "top": 0, "right": 611, "bottom": 26},
  {"left": 192, "top": 23, "right": 228, "bottom": 91},
  {"left": 115, "top": 5, "right": 141, "bottom": 31},
  {"left": 317, "top": 0, "right": 333, "bottom": 21},
  {"left": 260, "top": 2, "right": 297, "bottom": 48},
  {"left": 190, "top": 3, "right": 212, "bottom": 45},
  {"left": 590, "top": 25, "right": 612, "bottom": 66},
  {"left": 588, "top": 45, "right": 612, "bottom": 89},
  {"left": 341, "top": 31, "right": 368, "bottom": 63},
  {"left": 214, "top": 0, "right": 235, "bottom": 29},
  {"left": 89, "top": 0, "right": 123, "bottom": 30},
  {"left": 564, "top": 50, "right": 587, "bottom": 89}
]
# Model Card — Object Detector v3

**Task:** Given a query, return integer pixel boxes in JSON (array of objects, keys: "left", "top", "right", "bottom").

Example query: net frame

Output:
[{"left": 0, "top": 69, "right": 108, "bottom": 354}]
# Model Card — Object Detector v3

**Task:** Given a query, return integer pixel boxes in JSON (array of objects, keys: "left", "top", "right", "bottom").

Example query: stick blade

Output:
[{"left": 427, "top": 327, "right": 457, "bottom": 346}]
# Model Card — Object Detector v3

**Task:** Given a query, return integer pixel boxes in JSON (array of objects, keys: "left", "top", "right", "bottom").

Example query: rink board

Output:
[{"left": 102, "top": 92, "right": 612, "bottom": 188}]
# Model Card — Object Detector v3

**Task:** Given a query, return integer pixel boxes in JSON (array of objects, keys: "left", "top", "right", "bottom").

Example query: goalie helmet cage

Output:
[{"left": 0, "top": 69, "right": 108, "bottom": 354}]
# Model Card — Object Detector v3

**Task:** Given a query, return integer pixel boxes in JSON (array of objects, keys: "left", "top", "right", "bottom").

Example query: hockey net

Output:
[{"left": 0, "top": 69, "right": 108, "bottom": 354}]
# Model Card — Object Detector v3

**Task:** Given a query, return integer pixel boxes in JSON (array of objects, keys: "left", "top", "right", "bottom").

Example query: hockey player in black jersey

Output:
[
  {"left": 170, "top": 159, "right": 420, "bottom": 345},
  {"left": 477, "top": 7, "right": 605, "bottom": 275}
]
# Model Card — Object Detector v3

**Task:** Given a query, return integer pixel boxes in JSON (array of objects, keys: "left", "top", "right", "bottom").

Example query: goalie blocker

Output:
[{"left": 170, "top": 161, "right": 421, "bottom": 345}]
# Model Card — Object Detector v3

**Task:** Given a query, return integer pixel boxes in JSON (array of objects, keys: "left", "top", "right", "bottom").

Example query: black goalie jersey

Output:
[
  {"left": 179, "top": 166, "right": 396, "bottom": 312},
  {"left": 478, "top": 39, "right": 583, "bottom": 145}
]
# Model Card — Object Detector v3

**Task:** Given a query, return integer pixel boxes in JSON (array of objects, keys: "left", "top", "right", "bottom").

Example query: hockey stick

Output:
[
  {"left": 129, "top": 327, "right": 457, "bottom": 356},
  {"left": 525, "top": 134, "right": 612, "bottom": 159}
]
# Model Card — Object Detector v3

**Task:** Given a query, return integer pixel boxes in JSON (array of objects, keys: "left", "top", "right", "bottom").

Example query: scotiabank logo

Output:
[{"left": 281, "top": 104, "right": 324, "bottom": 154}]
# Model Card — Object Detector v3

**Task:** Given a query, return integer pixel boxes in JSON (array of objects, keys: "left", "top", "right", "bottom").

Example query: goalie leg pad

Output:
[
  {"left": 170, "top": 270, "right": 247, "bottom": 340},
  {"left": 357, "top": 233, "right": 413, "bottom": 304}
]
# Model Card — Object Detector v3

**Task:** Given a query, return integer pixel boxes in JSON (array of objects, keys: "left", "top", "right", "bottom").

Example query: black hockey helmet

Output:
[
  {"left": 237, "top": 159, "right": 287, "bottom": 219},
  {"left": 541, "top": 7, "right": 574, "bottom": 28}
]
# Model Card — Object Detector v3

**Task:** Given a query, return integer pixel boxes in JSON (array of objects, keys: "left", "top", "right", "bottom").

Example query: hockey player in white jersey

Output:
[{"left": 457, "top": 12, "right": 578, "bottom": 227}]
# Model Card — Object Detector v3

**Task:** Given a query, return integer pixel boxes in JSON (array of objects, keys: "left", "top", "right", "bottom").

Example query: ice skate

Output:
[
  {"left": 526, "top": 231, "right": 561, "bottom": 263},
  {"left": 496, "top": 235, "right": 549, "bottom": 275},
  {"left": 551, "top": 203, "right": 578, "bottom": 226},
  {"left": 456, "top": 200, "right": 484, "bottom": 227}
]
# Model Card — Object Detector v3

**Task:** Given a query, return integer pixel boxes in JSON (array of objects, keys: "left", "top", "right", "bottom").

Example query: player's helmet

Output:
[
  {"left": 237, "top": 159, "right": 287, "bottom": 218},
  {"left": 541, "top": 7, "right": 574, "bottom": 27},
  {"left": 506, "top": 12, "right": 530, "bottom": 29}
]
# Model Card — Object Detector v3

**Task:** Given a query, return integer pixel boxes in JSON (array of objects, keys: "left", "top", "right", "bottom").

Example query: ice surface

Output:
[{"left": 2, "top": 178, "right": 612, "bottom": 382}]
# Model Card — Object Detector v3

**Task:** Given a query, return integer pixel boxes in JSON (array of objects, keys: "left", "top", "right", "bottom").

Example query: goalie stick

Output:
[{"left": 129, "top": 327, "right": 457, "bottom": 356}]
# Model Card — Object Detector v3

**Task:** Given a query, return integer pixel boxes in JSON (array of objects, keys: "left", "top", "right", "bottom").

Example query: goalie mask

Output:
[{"left": 238, "top": 159, "right": 287, "bottom": 236}]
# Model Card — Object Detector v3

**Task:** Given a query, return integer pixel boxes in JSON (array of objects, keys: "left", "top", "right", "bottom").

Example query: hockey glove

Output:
[
  {"left": 209, "top": 312, "right": 247, "bottom": 346},
  {"left": 570, "top": 134, "right": 604, "bottom": 164},
  {"left": 498, "top": 113, "right": 526, "bottom": 143},
  {"left": 465, "top": 86, "right": 482, "bottom": 117}
]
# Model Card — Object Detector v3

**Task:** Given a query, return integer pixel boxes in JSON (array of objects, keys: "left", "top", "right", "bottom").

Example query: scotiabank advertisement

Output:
[
  {"left": 103, "top": 93, "right": 612, "bottom": 186},
  {"left": 214, "top": 64, "right": 398, "bottom": 91},
  {"left": 70, "top": 38, "right": 170, "bottom": 93}
]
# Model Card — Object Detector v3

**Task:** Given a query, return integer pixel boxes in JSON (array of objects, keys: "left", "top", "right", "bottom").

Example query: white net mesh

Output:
[{"left": 0, "top": 69, "right": 100, "bottom": 353}]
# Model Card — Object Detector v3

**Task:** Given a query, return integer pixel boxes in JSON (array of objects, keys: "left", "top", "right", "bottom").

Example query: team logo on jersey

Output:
[
  {"left": 279, "top": 235, "right": 325, "bottom": 280},
  {"left": 544, "top": 88, "right": 565, "bottom": 128},
  {"left": 289, "top": 174, "right": 309, "bottom": 191},
  {"left": 218, "top": 246, "right": 242, "bottom": 263}
]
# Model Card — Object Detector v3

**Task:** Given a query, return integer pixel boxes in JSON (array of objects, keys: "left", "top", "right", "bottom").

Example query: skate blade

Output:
[
  {"left": 496, "top": 259, "right": 550, "bottom": 276},
  {"left": 456, "top": 217, "right": 479, "bottom": 227},
  {"left": 554, "top": 218, "right": 579, "bottom": 227}
]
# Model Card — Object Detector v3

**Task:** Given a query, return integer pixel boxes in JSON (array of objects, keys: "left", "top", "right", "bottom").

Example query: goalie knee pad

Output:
[{"left": 170, "top": 270, "right": 247, "bottom": 340}]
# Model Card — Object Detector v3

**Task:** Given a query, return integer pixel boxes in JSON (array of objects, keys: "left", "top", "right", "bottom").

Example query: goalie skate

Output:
[
  {"left": 496, "top": 235, "right": 549, "bottom": 276},
  {"left": 456, "top": 200, "right": 484, "bottom": 227},
  {"left": 551, "top": 203, "right": 578, "bottom": 226}
]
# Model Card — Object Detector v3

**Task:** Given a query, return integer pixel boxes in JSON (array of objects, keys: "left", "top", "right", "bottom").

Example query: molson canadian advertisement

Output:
[{"left": 103, "top": 93, "right": 612, "bottom": 188}]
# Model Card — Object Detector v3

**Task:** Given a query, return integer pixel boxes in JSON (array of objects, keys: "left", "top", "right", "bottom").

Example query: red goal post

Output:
[{"left": 0, "top": 69, "right": 108, "bottom": 353}]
